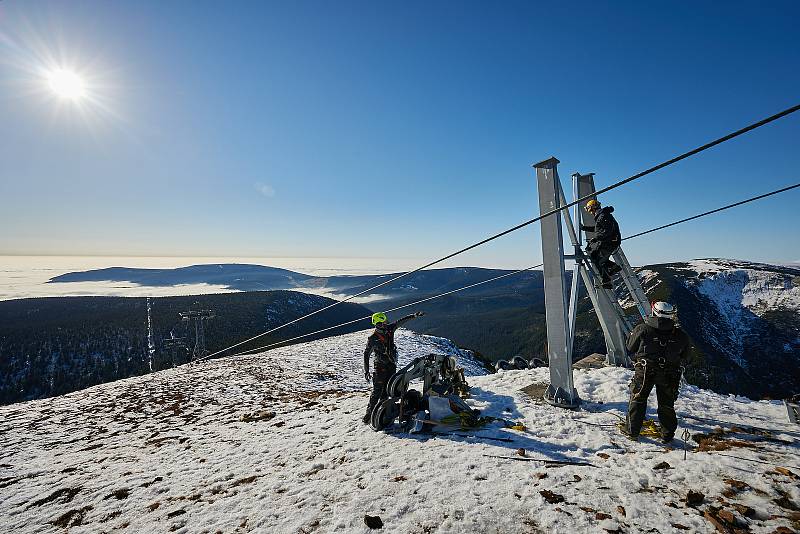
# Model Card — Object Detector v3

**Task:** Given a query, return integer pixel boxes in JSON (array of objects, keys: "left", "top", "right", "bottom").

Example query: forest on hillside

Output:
[{"left": 0, "top": 291, "right": 370, "bottom": 405}]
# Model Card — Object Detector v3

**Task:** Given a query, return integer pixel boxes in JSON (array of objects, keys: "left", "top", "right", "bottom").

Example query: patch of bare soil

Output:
[
  {"left": 28, "top": 487, "right": 81, "bottom": 508},
  {"left": 52, "top": 505, "right": 92, "bottom": 528}
]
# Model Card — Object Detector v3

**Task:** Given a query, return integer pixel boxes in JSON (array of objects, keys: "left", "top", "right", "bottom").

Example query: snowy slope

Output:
[
  {"left": 1, "top": 330, "right": 799, "bottom": 534},
  {"left": 680, "top": 259, "right": 800, "bottom": 317}
]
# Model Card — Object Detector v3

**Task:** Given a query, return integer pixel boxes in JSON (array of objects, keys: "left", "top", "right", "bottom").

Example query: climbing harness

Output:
[{"left": 631, "top": 359, "right": 648, "bottom": 400}]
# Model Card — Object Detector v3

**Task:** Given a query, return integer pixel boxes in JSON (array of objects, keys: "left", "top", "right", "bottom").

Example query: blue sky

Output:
[{"left": 1, "top": 0, "right": 798, "bottom": 268}]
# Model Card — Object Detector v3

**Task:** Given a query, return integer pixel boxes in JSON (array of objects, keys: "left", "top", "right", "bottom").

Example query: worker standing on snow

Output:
[
  {"left": 624, "top": 301, "right": 690, "bottom": 443},
  {"left": 581, "top": 199, "right": 622, "bottom": 289},
  {"left": 362, "top": 311, "right": 425, "bottom": 425}
]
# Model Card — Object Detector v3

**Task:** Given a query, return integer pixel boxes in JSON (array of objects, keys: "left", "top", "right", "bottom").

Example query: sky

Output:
[{"left": 1, "top": 0, "right": 799, "bottom": 269}]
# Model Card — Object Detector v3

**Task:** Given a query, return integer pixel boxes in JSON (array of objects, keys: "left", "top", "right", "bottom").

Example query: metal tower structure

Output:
[
  {"left": 162, "top": 333, "right": 189, "bottom": 367},
  {"left": 180, "top": 304, "right": 215, "bottom": 361},
  {"left": 533, "top": 157, "right": 650, "bottom": 409}
]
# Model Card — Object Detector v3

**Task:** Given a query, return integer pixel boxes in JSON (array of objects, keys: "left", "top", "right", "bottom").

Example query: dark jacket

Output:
[
  {"left": 584, "top": 206, "right": 621, "bottom": 246},
  {"left": 363, "top": 314, "right": 418, "bottom": 369},
  {"left": 626, "top": 316, "right": 690, "bottom": 367}
]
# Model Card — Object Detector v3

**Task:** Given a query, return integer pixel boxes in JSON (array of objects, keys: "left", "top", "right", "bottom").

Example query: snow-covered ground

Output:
[{"left": 1, "top": 330, "right": 799, "bottom": 534}]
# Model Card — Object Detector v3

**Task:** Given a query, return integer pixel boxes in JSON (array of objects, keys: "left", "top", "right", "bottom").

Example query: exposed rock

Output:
[
  {"left": 717, "top": 510, "right": 740, "bottom": 527},
  {"left": 732, "top": 504, "right": 755, "bottom": 518},
  {"left": 364, "top": 515, "right": 383, "bottom": 529},
  {"left": 704, "top": 510, "right": 733, "bottom": 533},
  {"left": 140, "top": 476, "right": 163, "bottom": 488},
  {"left": 687, "top": 490, "right": 705, "bottom": 507},
  {"left": 239, "top": 410, "right": 276, "bottom": 422},
  {"left": 51, "top": 506, "right": 92, "bottom": 528},
  {"left": 232, "top": 476, "right": 258, "bottom": 487},
  {"left": 104, "top": 488, "right": 130, "bottom": 500},
  {"left": 775, "top": 467, "right": 799, "bottom": 479},
  {"left": 774, "top": 494, "right": 800, "bottom": 512},
  {"left": 28, "top": 487, "right": 81, "bottom": 508},
  {"left": 724, "top": 479, "right": 751, "bottom": 491},
  {"left": 540, "top": 490, "right": 565, "bottom": 504}
]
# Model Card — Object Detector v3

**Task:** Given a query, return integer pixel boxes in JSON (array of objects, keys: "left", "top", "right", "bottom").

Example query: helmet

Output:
[
  {"left": 371, "top": 312, "right": 387, "bottom": 325},
  {"left": 651, "top": 301, "right": 676, "bottom": 319},
  {"left": 585, "top": 199, "right": 601, "bottom": 211}
]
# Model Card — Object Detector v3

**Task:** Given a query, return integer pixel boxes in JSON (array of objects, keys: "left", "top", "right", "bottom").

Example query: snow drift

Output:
[{"left": 1, "top": 329, "right": 798, "bottom": 533}]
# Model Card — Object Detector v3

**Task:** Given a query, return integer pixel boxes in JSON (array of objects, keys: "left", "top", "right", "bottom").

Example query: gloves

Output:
[
  {"left": 364, "top": 370, "right": 372, "bottom": 382},
  {"left": 415, "top": 311, "right": 426, "bottom": 318}
]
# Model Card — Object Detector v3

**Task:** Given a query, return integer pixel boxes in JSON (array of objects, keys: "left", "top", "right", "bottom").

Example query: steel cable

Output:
[
  {"left": 201, "top": 103, "right": 800, "bottom": 361},
  {"left": 197, "top": 265, "right": 542, "bottom": 361},
  {"left": 623, "top": 181, "right": 800, "bottom": 241},
  {"left": 198, "top": 178, "right": 800, "bottom": 362}
]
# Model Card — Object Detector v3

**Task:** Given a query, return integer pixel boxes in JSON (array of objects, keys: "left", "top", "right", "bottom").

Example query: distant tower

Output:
[
  {"left": 162, "top": 331, "right": 188, "bottom": 367},
  {"left": 180, "top": 303, "right": 215, "bottom": 360}
]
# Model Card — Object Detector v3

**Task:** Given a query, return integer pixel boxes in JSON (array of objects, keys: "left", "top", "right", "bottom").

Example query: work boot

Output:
[
  {"left": 618, "top": 422, "right": 639, "bottom": 441},
  {"left": 661, "top": 434, "right": 674, "bottom": 444}
]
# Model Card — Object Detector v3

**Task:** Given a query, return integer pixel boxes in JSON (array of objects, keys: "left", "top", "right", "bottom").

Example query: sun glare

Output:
[{"left": 46, "top": 68, "right": 87, "bottom": 100}]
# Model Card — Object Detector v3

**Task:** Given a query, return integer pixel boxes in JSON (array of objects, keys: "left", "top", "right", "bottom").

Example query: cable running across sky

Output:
[
  {"left": 202, "top": 103, "right": 800, "bottom": 361},
  {"left": 201, "top": 178, "right": 800, "bottom": 362},
  {"left": 194, "top": 265, "right": 541, "bottom": 362}
]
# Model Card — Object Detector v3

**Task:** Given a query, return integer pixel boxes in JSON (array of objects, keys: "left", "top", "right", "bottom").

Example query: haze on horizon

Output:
[{"left": 1, "top": 0, "right": 799, "bottom": 270}]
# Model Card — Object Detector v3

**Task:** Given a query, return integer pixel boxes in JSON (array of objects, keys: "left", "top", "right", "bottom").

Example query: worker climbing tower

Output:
[{"left": 533, "top": 158, "right": 651, "bottom": 409}]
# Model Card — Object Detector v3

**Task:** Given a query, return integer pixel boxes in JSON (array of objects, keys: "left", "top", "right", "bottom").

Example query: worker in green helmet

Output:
[{"left": 362, "top": 311, "right": 425, "bottom": 425}]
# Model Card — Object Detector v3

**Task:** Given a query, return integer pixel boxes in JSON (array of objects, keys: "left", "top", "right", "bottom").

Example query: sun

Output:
[{"left": 45, "top": 68, "right": 87, "bottom": 100}]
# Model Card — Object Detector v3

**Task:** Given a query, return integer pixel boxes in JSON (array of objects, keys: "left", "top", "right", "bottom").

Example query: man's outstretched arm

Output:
[{"left": 391, "top": 311, "right": 425, "bottom": 329}]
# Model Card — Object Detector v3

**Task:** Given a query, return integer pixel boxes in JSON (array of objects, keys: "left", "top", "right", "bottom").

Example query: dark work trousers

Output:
[
  {"left": 626, "top": 359, "right": 682, "bottom": 438},
  {"left": 587, "top": 242, "right": 619, "bottom": 282},
  {"left": 364, "top": 363, "right": 396, "bottom": 422}
]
